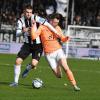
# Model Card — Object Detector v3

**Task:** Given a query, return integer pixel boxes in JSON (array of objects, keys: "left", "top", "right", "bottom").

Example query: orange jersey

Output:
[{"left": 31, "top": 25, "right": 69, "bottom": 54}]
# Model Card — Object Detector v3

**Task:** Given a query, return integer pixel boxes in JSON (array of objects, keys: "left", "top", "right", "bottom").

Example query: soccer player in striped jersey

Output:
[{"left": 10, "top": 4, "right": 60, "bottom": 87}]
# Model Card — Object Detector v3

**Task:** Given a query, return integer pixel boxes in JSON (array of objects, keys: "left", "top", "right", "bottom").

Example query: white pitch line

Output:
[
  {"left": 73, "top": 69, "right": 100, "bottom": 74},
  {"left": 0, "top": 63, "right": 100, "bottom": 74},
  {"left": 0, "top": 63, "right": 11, "bottom": 66},
  {"left": 0, "top": 63, "right": 25, "bottom": 66}
]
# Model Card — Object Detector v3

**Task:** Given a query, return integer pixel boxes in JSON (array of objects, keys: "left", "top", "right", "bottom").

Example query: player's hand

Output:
[
  {"left": 61, "top": 36, "right": 70, "bottom": 42},
  {"left": 28, "top": 27, "right": 31, "bottom": 34},
  {"left": 23, "top": 27, "right": 31, "bottom": 35},
  {"left": 22, "top": 27, "right": 29, "bottom": 32},
  {"left": 66, "top": 36, "right": 70, "bottom": 41}
]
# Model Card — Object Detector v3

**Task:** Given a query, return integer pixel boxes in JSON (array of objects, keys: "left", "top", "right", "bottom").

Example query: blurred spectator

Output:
[
  {"left": 73, "top": 15, "right": 83, "bottom": 25},
  {"left": 0, "top": 0, "right": 100, "bottom": 29},
  {"left": 94, "top": 14, "right": 100, "bottom": 27}
]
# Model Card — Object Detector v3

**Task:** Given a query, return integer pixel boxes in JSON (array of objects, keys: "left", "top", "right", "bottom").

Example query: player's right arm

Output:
[
  {"left": 16, "top": 19, "right": 30, "bottom": 36},
  {"left": 16, "top": 20, "right": 23, "bottom": 37}
]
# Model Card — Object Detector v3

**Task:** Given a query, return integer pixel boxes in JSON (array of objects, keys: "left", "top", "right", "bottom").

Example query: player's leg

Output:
[
  {"left": 10, "top": 43, "right": 30, "bottom": 87},
  {"left": 45, "top": 52, "right": 62, "bottom": 78},
  {"left": 22, "top": 59, "right": 39, "bottom": 78},
  {"left": 22, "top": 44, "right": 43, "bottom": 78},
  {"left": 57, "top": 49, "right": 80, "bottom": 91},
  {"left": 59, "top": 58, "right": 80, "bottom": 91},
  {"left": 59, "top": 58, "right": 76, "bottom": 85},
  {"left": 9, "top": 57, "right": 23, "bottom": 87},
  {"left": 53, "top": 62, "right": 62, "bottom": 78}
]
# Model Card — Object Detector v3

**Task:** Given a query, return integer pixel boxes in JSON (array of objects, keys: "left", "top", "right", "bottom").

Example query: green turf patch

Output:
[{"left": 0, "top": 54, "right": 100, "bottom": 100}]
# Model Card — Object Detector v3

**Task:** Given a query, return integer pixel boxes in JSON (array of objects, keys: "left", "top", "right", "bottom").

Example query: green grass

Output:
[{"left": 0, "top": 54, "right": 100, "bottom": 100}]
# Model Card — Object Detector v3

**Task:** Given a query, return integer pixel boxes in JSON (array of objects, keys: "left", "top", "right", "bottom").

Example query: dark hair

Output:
[
  {"left": 24, "top": 4, "right": 33, "bottom": 10},
  {"left": 49, "top": 13, "right": 61, "bottom": 20}
]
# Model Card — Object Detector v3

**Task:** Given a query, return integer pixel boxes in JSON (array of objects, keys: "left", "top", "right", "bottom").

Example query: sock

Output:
[
  {"left": 26, "top": 64, "right": 32, "bottom": 70},
  {"left": 14, "top": 65, "right": 21, "bottom": 83},
  {"left": 65, "top": 69, "right": 76, "bottom": 86}
]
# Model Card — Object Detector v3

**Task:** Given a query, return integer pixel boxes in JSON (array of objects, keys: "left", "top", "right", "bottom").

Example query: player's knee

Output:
[
  {"left": 31, "top": 59, "right": 38, "bottom": 67},
  {"left": 15, "top": 58, "right": 23, "bottom": 65}
]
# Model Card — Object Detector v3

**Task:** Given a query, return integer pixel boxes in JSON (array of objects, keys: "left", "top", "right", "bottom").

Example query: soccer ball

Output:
[{"left": 32, "top": 78, "right": 43, "bottom": 89}]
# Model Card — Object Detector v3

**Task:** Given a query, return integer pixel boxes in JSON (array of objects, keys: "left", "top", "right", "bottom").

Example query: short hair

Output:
[
  {"left": 49, "top": 13, "right": 61, "bottom": 20},
  {"left": 24, "top": 4, "right": 33, "bottom": 10}
]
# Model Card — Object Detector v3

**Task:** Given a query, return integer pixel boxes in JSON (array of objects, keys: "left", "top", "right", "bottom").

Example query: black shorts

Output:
[{"left": 17, "top": 43, "right": 43, "bottom": 61}]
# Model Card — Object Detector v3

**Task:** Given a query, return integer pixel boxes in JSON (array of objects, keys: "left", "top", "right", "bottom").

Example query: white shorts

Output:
[{"left": 45, "top": 49, "right": 66, "bottom": 70}]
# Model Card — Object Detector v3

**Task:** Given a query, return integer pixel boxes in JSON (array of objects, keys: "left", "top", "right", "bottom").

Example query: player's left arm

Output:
[
  {"left": 58, "top": 32, "right": 70, "bottom": 42},
  {"left": 54, "top": 26, "right": 70, "bottom": 42}
]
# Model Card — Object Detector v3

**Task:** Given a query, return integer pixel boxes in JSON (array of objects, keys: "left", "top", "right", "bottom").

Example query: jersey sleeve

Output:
[
  {"left": 35, "top": 15, "right": 58, "bottom": 34},
  {"left": 16, "top": 20, "right": 23, "bottom": 37},
  {"left": 35, "top": 15, "right": 46, "bottom": 24}
]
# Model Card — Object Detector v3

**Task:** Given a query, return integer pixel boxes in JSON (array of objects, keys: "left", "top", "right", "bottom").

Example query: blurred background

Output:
[
  {"left": 0, "top": 0, "right": 100, "bottom": 59},
  {"left": 0, "top": 0, "right": 100, "bottom": 29}
]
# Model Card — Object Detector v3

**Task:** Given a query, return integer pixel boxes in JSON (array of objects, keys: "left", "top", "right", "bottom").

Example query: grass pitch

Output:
[{"left": 0, "top": 54, "right": 100, "bottom": 100}]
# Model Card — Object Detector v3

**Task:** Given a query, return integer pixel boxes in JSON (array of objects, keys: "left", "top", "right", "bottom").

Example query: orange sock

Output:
[{"left": 66, "top": 69, "right": 76, "bottom": 86}]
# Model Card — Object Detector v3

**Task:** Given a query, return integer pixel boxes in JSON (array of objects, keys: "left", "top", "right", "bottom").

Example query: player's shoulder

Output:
[
  {"left": 19, "top": 16, "right": 25, "bottom": 20},
  {"left": 17, "top": 16, "right": 25, "bottom": 24},
  {"left": 31, "top": 14, "right": 36, "bottom": 19},
  {"left": 56, "top": 25, "right": 61, "bottom": 29},
  {"left": 38, "top": 25, "right": 49, "bottom": 33},
  {"left": 56, "top": 25, "right": 62, "bottom": 31},
  {"left": 39, "top": 25, "right": 48, "bottom": 29}
]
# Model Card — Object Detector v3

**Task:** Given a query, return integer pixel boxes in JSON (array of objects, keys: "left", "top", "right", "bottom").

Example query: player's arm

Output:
[
  {"left": 54, "top": 26, "right": 70, "bottom": 42},
  {"left": 16, "top": 20, "right": 23, "bottom": 37},
  {"left": 31, "top": 24, "right": 42, "bottom": 40},
  {"left": 57, "top": 32, "right": 70, "bottom": 42},
  {"left": 60, "top": 36, "right": 70, "bottom": 42},
  {"left": 35, "top": 15, "right": 58, "bottom": 34},
  {"left": 16, "top": 19, "right": 31, "bottom": 36}
]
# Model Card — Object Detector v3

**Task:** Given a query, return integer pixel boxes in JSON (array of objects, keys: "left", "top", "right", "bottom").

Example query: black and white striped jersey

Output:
[{"left": 16, "top": 14, "right": 46, "bottom": 45}]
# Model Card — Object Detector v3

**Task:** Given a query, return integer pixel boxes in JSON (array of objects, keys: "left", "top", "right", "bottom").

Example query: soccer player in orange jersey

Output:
[
  {"left": 31, "top": 13, "right": 80, "bottom": 91},
  {"left": 23, "top": 13, "right": 80, "bottom": 91}
]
